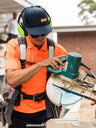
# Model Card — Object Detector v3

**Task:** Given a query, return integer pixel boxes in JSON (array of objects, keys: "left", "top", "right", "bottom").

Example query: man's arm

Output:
[
  {"left": 4, "top": 25, "right": 8, "bottom": 34},
  {"left": 6, "top": 56, "right": 64, "bottom": 88}
]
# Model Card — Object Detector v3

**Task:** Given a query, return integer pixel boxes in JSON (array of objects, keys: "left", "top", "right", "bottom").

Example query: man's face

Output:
[
  {"left": 28, "top": 33, "right": 48, "bottom": 47},
  {"left": 13, "top": 12, "right": 17, "bottom": 19}
]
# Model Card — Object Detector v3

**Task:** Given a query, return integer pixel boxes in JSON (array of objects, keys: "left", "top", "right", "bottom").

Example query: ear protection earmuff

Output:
[
  {"left": 17, "top": 6, "right": 52, "bottom": 38},
  {"left": 48, "top": 17, "right": 52, "bottom": 28},
  {"left": 17, "top": 23, "right": 25, "bottom": 38},
  {"left": 17, "top": 8, "right": 28, "bottom": 38}
]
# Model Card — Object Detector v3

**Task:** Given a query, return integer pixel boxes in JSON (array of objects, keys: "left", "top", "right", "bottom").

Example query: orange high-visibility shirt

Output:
[{"left": 5, "top": 37, "right": 68, "bottom": 113}]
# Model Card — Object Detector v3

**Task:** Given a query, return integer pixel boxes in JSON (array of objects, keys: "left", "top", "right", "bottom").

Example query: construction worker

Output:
[
  {"left": 5, "top": 6, "right": 68, "bottom": 128},
  {"left": 4, "top": 12, "right": 18, "bottom": 41}
]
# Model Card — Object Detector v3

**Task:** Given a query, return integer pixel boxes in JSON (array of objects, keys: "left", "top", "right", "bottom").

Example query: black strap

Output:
[
  {"left": 47, "top": 38, "right": 55, "bottom": 50},
  {"left": 18, "top": 37, "right": 27, "bottom": 48},
  {"left": 46, "top": 38, "right": 61, "bottom": 119},
  {"left": 15, "top": 37, "right": 27, "bottom": 92},
  {"left": 46, "top": 38, "right": 55, "bottom": 80},
  {"left": 5, "top": 90, "right": 20, "bottom": 125},
  {"left": 21, "top": 92, "right": 46, "bottom": 101},
  {"left": 18, "top": 37, "right": 27, "bottom": 69},
  {"left": 4, "top": 38, "right": 27, "bottom": 125}
]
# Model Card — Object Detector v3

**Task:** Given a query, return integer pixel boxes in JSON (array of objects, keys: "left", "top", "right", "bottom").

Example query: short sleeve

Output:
[
  {"left": 5, "top": 39, "right": 21, "bottom": 71},
  {"left": 54, "top": 42, "right": 68, "bottom": 57}
]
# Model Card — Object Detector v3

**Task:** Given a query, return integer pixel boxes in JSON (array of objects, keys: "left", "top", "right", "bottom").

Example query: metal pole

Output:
[{"left": 26, "top": 123, "right": 46, "bottom": 128}]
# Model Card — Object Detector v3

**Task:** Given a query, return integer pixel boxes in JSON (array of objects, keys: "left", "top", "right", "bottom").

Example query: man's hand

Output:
[
  {"left": 91, "top": 101, "right": 96, "bottom": 105},
  {"left": 38, "top": 55, "right": 65, "bottom": 70},
  {"left": 4, "top": 29, "right": 7, "bottom": 34},
  {"left": 4, "top": 25, "right": 8, "bottom": 34}
]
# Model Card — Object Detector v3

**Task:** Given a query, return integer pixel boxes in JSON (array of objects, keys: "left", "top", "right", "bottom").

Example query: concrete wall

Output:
[{"left": 58, "top": 32, "right": 96, "bottom": 75}]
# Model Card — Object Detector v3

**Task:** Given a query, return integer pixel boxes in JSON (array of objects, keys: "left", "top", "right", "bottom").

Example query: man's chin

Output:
[{"left": 36, "top": 39, "right": 44, "bottom": 44}]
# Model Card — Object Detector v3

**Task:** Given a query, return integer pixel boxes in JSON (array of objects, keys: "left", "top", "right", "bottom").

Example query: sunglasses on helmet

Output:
[{"left": 31, "top": 34, "right": 48, "bottom": 38}]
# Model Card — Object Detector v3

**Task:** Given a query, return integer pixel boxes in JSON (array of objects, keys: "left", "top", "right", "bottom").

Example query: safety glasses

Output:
[{"left": 31, "top": 34, "right": 48, "bottom": 38}]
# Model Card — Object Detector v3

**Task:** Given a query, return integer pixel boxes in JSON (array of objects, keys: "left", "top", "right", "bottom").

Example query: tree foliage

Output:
[{"left": 77, "top": 0, "right": 96, "bottom": 25}]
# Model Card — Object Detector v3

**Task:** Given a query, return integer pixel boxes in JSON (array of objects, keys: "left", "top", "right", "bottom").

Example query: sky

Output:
[{"left": 37, "top": 0, "right": 83, "bottom": 26}]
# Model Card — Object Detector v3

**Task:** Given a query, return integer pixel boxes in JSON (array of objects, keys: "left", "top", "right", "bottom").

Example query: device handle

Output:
[{"left": 47, "top": 56, "right": 67, "bottom": 74}]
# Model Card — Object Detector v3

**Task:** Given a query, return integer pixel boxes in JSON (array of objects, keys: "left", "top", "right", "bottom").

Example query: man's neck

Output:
[{"left": 35, "top": 44, "right": 43, "bottom": 50}]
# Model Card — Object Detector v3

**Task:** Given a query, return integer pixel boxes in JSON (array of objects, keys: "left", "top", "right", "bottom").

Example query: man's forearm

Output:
[{"left": 6, "top": 63, "right": 42, "bottom": 88}]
